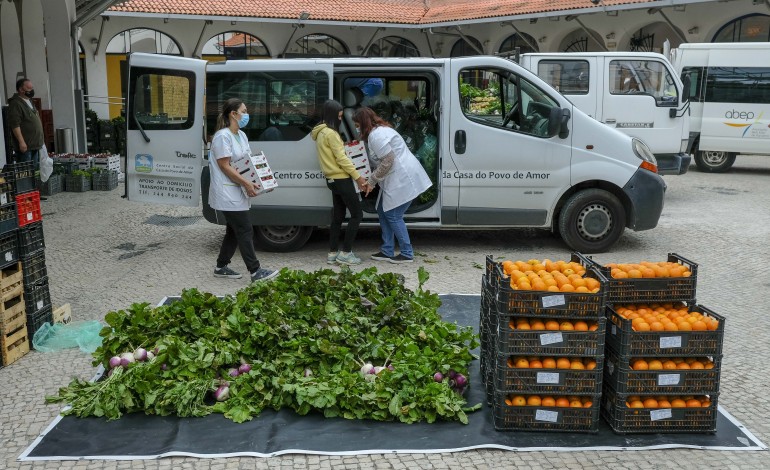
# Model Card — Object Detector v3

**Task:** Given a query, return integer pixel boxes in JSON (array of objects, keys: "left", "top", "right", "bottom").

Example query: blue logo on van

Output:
[{"left": 135, "top": 154, "right": 153, "bottom": 173}]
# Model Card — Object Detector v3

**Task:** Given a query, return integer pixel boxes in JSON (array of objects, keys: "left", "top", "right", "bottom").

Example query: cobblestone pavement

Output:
[{"left": 2, "top": 157, "right": 769, "bottom": 469}]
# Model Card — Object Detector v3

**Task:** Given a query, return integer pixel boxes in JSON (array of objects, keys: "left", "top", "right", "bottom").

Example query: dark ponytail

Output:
[
  {"left": 216, "top": 98, "right": 244, "bottom": 131},
  {"left": 320, "top": 99, "right": 343, "bottom": 133}
]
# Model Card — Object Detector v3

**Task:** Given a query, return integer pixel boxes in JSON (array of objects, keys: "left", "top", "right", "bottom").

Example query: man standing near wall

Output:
[{"left": 7, "top": 78, "right": 44, "bottom": 166}]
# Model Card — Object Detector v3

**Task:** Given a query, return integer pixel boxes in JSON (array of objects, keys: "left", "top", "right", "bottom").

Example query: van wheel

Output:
[
  {"left": 253, "top": 226, "right": 313, "bottom": 252},
  {"left": 694, "top": 149, "right": 736, "bottom": 173},
  {"left": 558, "top": 189, "right": 625, "bottom": 253}
]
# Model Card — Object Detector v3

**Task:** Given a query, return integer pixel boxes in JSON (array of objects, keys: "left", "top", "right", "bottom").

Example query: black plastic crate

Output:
[
  {"left": 37, "top": 173, "right": 63, "bottom": 196},
  {"left": 493, "top": 391, "right": 601, "bottom": 433},
  {"left": 26, "top": 305, "right": 52, "bottom": 344},
  {"left": 0, "top": 204, "right": 18, "bottom": 236},
  {"left": 573, "top": 252, "right": 697, "bottom": 304},
  {"left": 21, "top": 252, "right": 47, "bottom": 286},
  {"left": 604, "top": 345, "right": 721, "bottom": 395},
  {"left": 17, "top": 222, "right": 44, "bottom": 258},
  {"left": 92, "top": 171, "right": 118, "bottom": 191},
  {"left": 65, "top": 174, "right": 91, "bottom": 192},
  {"left": 4, "top": 162, "right": 36, "bottom": 195},
  {"left": 485, "top": 255, "right": 607, "bottom": 319},
  {"left": 606, "top": 305, "right": 724, "bottom": 357},
  {"left": 0, "top": 173, "right": 15, "bottom": 206},
  {"left": 495, "top": 317, "right": 606, "bottom": 356},
  {"left": 601, "top": 384, "right": 718, "bottom": 434},
  {"left": 0, "top": 230, "right": 19, "bottom": 270},
  {"left": 23, "top": 281, "right": 51, "bottom": 315},
  {"left": 490, "top": 354, "right": 604, "bottom": 395},
  {"left": 53, "top": 161, "right": 79, "bottom": 175}
]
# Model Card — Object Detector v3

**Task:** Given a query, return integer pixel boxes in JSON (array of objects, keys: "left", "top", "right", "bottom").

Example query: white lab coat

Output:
[{"left": 208, "top": 128, "right": 251, "bottom": 211}]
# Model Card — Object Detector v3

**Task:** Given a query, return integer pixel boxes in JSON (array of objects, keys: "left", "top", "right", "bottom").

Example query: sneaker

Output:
[
  {"left": 327, "top": 251, "right": 339, "bottom": 264},
  {"left": 389, "top": 254, "right": 414, "bottom": 264},
  {"left": 370, "top": 251, "right": 391, "bottom": 261},
  {"left": 336, "top": 251, "right": 362, "bottom": 265},
  {"left": 251, "top": 268, "right": 279, "bottom": 282},
  {"left": 214, "top": 265, "right": 242, "bottom": 279}
]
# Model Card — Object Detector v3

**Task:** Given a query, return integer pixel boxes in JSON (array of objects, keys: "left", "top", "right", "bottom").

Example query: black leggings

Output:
[
  {"left": 217, "top": 210, "right": 260, "bottom": 273},
  {"left": 327, "top": 178, "right": 362, "bottom": 252}
]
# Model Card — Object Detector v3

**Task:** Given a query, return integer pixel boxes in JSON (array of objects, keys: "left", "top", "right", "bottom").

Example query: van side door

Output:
[
  {"left": 125, "top": 53, "right": 207, "bottom": 207},
  {"left": 447, "top": 57, "right": 572, "bottom": 227}
]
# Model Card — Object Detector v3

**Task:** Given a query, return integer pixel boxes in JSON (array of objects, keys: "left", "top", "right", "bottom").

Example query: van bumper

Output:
[
  {"left": 623, "top": 168, "right": 666, "bottom": 232},
  {"left": 655, "top": 152, "right": 691, "bottom": 176}
]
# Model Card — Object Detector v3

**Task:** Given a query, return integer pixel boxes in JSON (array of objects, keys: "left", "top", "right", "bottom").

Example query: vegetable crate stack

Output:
[
  {"left": 16, "top": 192, "right": 51, "bottom": 342},
  {"left": 574, "top": 253, "right": 724, "bottom": 434},
  {"left": 481, "top": 255, "right": 608, "bottom": 433}
]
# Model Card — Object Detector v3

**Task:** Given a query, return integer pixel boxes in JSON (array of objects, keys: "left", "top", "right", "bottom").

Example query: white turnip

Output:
[
  {"left": 360, "top": 363, "right": 374, "bottom": 375},
  {"left": 133, "top": 348, "right": 148, "bottom": 362},
  {"left": 304, "top": 368, "right": 313, "bottom": 377},
  {"left": 238, "top": 363, "right": 251, "bottom": 375},
  {"left": 214, "top": 385, "right": 230, "bottom": 402},
  {"left": 373, "top": 366, "right": 384, "bottom": 374},
  {"left": 119, "top": 352, "right": 135, "bottom": 366},
  {"left": 146, "top": 351, "right": 156, "bottom": 361},
  {"left": 108, "top": 356, "right": 121, "bottom": 369}
]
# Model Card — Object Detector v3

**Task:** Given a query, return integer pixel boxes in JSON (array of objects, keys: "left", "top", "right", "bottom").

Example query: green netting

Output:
[{"left": 32, "top": 321, "right": 104, "bottom": 353}]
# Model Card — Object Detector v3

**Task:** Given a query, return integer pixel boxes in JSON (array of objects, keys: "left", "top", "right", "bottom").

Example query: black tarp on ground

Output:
[{"left": 21, "top": 295, "right": 766, "bottom": 460}]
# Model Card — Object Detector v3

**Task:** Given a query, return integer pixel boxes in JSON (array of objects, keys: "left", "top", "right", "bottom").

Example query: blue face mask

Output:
[{"left": 237, "top": 113, "right": 249, "bottom": 128}]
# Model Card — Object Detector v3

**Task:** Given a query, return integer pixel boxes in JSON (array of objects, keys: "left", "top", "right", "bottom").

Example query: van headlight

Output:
[{"left": 632, "top": 138, "right": 657, "bottom": 165}]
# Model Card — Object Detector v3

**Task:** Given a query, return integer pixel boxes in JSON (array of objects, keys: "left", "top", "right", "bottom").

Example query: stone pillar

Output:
[
  {"left": 21, "top": 0, "right": 51, "bottom": 108},
  {"left": 0, "top": 1, "right": 23, "bottom": 99}
]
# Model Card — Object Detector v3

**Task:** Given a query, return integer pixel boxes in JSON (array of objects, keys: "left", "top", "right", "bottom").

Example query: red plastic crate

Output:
[{"left": 15, "top": 191, "right": 42, "bottom": 227}]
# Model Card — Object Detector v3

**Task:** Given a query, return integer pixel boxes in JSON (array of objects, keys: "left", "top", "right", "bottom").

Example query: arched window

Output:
[
  {"left": 628, "top": 22, "right": 684, "bottom": 52},
  {"left": 202, "top": 32, "right": 270, "bottom": 60},
  {"left": 498, "top": 33, "right": 539, "bottom": 55},
  {"left": 713, "top": 14, "right": 770, "bottom": 42},
  {"left": 451, "top": 36, "right": 483, "bottom": 57},
  {"left": 559, "top": 29, "right": 605, "bottom": 53},
  {"left": 366, "top": 36, "right": 419, "bottom": 57},
  {"left": 284, "top": 34, "right": 349, "bottom": 57}
]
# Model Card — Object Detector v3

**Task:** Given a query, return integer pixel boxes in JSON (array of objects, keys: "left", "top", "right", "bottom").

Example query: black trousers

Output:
[
  {"left": 217, "top": 210, "right": 260, "bottom": 274},
  {"left": 326, "top": 178, "right": 362, "bottom": 252}
]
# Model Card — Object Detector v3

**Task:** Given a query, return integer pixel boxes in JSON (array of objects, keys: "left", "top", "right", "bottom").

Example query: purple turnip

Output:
[
  {"left": 238, "top": 363, "right": 251, "bottom": 375},
  {"left": 304, "top": 368, "right": 313, "bottom": 377},
  {"left": 360, "top": 363, "right": 374, "bottom": 375},
  {"left": 214, "top": 385, "right": 230, "bottom": 402},
  {"left": 455, "top": 373, "right": 467, "bottom": 388},
  {"left": 387, "top": 364, "right": 395, "bottom": 371},
  {"left": 161, "top": 363, "right": 168, "bottom": 371},
  {"left": 108, "top": 356, "right": 121, "bottom": 369},
  {"left": 228, "top": 368, "right": 240, "bottom": 378},
  {"left": 448, "top": 369, "right": 457, "bottom": 379},
  {"left": 133, "top": 348, "right": 148, "bottom": 362},
  {"left": 119, "top": 352, "right": 135, "bottom": 366},
  {"left": 433, "top": 372, "right": 443, "bottom": 383}
]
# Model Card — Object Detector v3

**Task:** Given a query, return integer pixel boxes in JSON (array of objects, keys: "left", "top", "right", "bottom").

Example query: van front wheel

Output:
[
  {"left": 693, "top": 148, "right": 736, "bottom": 173},
  {"left": 558, "top": 189, "right": 625, "bottom": 253},
  {"left": 253, "top": 226, "right": 313, "bottom": 252}
]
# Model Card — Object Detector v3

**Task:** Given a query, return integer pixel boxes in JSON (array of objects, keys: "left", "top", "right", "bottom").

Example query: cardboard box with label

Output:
[
  {"left": 230, "top": 151, "right": 278, "bottom": 198},
  {"left": 344, "top": 141, "right": 372, "bottom": 193}
]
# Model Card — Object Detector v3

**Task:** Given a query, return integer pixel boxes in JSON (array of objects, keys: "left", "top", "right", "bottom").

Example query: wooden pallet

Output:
[
  {"left": 1, "top": 324, "right": 29, "bottom": 366},
  {"left": 53, "top": 304, "right": 72, "bottom": 324}
]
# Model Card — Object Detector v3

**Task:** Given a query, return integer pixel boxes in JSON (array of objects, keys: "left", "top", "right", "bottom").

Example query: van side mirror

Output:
[{"left": 548, "top": 107, "right": 571, "bottom": 139}]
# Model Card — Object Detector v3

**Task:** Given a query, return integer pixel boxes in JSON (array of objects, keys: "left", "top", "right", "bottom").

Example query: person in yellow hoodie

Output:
[{"left": 311, "top": 100, "right": 369, "bottom": 265}]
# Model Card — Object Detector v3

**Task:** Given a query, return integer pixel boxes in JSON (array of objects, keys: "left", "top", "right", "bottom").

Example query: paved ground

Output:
[{"left": 1, "top": 156, "right": 769, "bottom": 469}]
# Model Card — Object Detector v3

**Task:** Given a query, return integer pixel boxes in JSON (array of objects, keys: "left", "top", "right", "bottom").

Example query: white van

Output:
[
  {"left": 519, "top": 52, "right": 691, "bottom": 175},
  {"left": 671, "top": 42, "right": 770, "bottom": 172},
  {"left": 124, "top": 53, "right": 666, "bottom": 253}
]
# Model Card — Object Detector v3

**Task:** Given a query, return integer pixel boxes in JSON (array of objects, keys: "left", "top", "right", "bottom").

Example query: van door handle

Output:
[
  {"left": 454, "top": 130, "right": 466, "bottom": 154},
  {"left": 604, "top": 119, "right": 616, "bottom": 124}
]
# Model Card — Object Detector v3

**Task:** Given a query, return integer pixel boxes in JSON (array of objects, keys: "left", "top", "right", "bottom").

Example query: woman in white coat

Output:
[{"left": 353, "top": 107, "right": 432, "bottom": 264}]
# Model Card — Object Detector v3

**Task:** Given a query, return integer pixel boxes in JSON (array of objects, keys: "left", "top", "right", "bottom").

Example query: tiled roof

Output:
[{"left": 109, "top": 0, "right": 658, "bottom": 24}]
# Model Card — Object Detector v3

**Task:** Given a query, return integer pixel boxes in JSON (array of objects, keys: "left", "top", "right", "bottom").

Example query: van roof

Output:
[
  {"left": 523, "top": 52, "right": 667, "bottom": 59},
  {"left": 676, "top": 42, "right": 770, "bottom": 50},
  {"left": 206, "top": 57, "right": 453, "bottom": 68}
]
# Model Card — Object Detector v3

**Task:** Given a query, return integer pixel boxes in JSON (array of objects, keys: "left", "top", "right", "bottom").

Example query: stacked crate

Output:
[
  {"left": 575, "top": 253, "right": 724, "bottom": 434},
  {"left": 92, "top": 155, "right": 121, "bottom": 191},
  {"left": 482, "top": 255, "right": 608, "bottom": 433}
]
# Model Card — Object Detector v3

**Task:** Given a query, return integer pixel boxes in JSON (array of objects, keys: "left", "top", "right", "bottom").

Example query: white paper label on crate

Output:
[
  {"left": 37, "top": 300, "right": 44, "bottom": 310},
  {"left": 4, "top": 251, "right": 11, "bottom": 262},
  {"left": 539, "top": 332, "right": 564, "bottom": 346},
  {"left": 27, "top": 212, "right": 33, "bottom": 221},
  {"left": 607, "top": 361, "right": 615, "bottom": 375},
  {"left": 612, "top": 324, "right": 617, "bottom": 335},
  {"left": 659, "top": 336, "right": 682, "bottom": 348},
  {"left": 536, "top": 372, "right": 560, "bottom": 384},
  {"left": 0, "top": 194, "right": 6, "bottom": 205},
  {"left": 658, "top": 374, "right": 681, "bottom": 386},
  {"left": 650, "top": 409, "right": 672, "bottom": 421},
  {"left": 541, "top": 295, "right": 566, "bottom": 308},
  {"left": 535, "top": 409, "right": 559, "bottom": 423}
]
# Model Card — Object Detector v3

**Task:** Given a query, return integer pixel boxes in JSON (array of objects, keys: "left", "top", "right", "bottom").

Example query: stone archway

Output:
[
  {"left": 202, "top": 31, "right": 270, "bottom": 61},
  {"left": 626, "top": 21, "right": 685, "bottom": 52},
  {"left": 559, "top": 28, "right": 604, "bottom": 52}
]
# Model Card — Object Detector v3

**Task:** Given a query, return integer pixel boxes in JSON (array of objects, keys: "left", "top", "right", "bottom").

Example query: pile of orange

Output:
[
  {"left": 625, "top": 395, "right": 712, "bottom": 408},
  {"left": 614, "top": 303, "right": 719, "bottom": 332},
  {"left": 507, "top": 318, "right": 600, "bottom": 331},
  {"left": 506, "top": 356, "right": 598, "bottom": 370},
  {"left": 500, "top": 259, "right": 600, "bottom": 293},
  {"left": 605, "top": 261, "right": 692, "bottom": 279},
  {"left": 505, "top": 394, "right": 594, "bottom": 408},
  {"left": 629, "top": 357, "right": 715, "bottom": 371}
]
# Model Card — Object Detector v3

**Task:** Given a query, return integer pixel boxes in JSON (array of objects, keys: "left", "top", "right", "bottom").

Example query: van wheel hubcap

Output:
[
  {"left": 258, "top": 226, "right": 300, "bottom": 243},
  {"left": 702, "top": 151, "right": 728, "bottom": 166},
  {"left": 577, "top": 204, "right": 612, "bottom": 240}
]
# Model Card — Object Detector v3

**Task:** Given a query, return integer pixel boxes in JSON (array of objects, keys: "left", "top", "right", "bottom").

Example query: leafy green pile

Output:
[{"left": 47, "top": 267, "right": 480, "bottom": 424}]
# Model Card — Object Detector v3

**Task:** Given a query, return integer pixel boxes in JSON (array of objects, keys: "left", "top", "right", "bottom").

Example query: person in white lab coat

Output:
[{"left": 353, "top": 107, "right": 432, "bottom": 264}]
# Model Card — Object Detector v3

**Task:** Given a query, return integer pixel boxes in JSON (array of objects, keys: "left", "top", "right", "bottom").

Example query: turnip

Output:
[
  {"left": 228, "top": 368, "right": 240, "bottom": 378},
  {"left": 120, "top": 352, "right": 135, "bottom": 366},
  {"left": 455, "top": 373, "right": 467, "bottom": 388},
  {"left": 387, "top": 364, "right": 395, "bottom": 371},
  {"left": 448, "top": 378, "right": 457, "bottom": 389},
  {"left": 108, "top": 356, "right": 121, "bottom": 369},
  {"left": 448, "top": 369, "right": 457, "bottom": 379},
  {"left": 133, "top": 348, "right": 148, "bottom": 362},
  {"left": 146, "top": 351, "right": 156, "bottom": 362},
  {"left": 373, "top": 366, "right": 384, "bottom": 374},
  {"left": 360, "top": 363, "right": 374, "bottom": 375},
  {"left": 238, "top": 363, "right": 251, "bottom": 375},
  {"left": 161, "top": 363, "right": 168, "bottom": 371},
  {"left": 214, "top": 385, "right": 230, "bottom": 402},
  {"left": 153, "top": 347, "right": 160, "bottom": 355},
  {"left": 433, "top": 372, "right": 443, "bottom": 383},
  {"left": 304, "top": 368, "right": 313, "bottom": 377}
]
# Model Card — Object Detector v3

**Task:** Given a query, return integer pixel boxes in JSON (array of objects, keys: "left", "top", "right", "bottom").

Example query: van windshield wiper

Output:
[{"left": 134, "top": 115, "right": 151, "bottom": 143}]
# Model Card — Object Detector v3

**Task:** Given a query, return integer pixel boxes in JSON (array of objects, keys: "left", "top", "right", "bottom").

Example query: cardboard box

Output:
[
  {"left": 344, "top": 141, "right": 372, "bottom": 193},
  {"left": 230, "top": 151, "right": 278, "bottom": 197}
]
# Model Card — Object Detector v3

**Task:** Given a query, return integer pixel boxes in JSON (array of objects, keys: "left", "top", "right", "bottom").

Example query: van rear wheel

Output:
[
  {"left": 694, "top": 148, "right": 736, "bottom": 173},
  {"left": 558, "top": 189, "right": 625, "bottom": 253},
  {"left": 253, "top": 225, "right": 313, "bottom": 252}
]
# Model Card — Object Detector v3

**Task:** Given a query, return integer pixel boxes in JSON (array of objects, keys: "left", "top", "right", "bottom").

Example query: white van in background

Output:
[
  {"left": 519, "top": 52, "right": 691, "bottom": 175},
  {"left": 124, "top": 53, "right": 666, "bottom": 253},
  {"left": 671, "top": 42, "right": 770, "bottom": 173}
]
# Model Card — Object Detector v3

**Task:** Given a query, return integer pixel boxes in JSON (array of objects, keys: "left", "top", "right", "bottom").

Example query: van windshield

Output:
[{"left": 609, "top": 60, "right": 678, "bottom": 106}]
